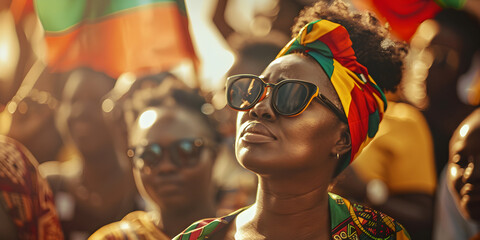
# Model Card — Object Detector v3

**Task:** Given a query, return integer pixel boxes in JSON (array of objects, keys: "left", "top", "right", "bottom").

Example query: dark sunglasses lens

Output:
[
  {"left": 275, "top": 82, "right": 310, "bottom": 115},
  {"left": 175, "top": 139, "right": 203, "bottom": 167},
  {"left": 139, "top": 144, "right": 163, "bottom": 166},
  {"left": 228, "top": 77, "right": 263, "bottom": 110}
]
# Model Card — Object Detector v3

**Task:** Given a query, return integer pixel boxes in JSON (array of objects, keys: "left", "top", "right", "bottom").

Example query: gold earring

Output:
[{"left": 336, "top": 153, "right": 340, "bottom": 160}]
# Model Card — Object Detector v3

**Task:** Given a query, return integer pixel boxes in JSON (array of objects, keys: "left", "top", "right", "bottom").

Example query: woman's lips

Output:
[{"left": 240, "top": 122, "right": 276, "bottom": 143}]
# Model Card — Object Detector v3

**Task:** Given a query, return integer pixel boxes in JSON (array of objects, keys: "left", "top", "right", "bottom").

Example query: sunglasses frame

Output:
[
  {"left": 127, "top": 138, "right": 213, "bottom": 169},
  {"left": 226, "top": 74, "right": 348, "bottom": 123}
]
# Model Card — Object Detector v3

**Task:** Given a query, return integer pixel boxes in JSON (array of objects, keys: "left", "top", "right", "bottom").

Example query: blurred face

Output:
[
  {"left": 63, "top": 71, "right": 114, "bottom": 154},
  {"left": 130, "top": 107, "right": 216, "bottom": 210},
  {"left": 235, "top": 54, "right": 344, "bottom": 176},
  {"left": 424, "top": 29, "right": 463, "bottom": 104},
  {"left": 8, "top": 94, "right": 56, "bottom": 143},
  {"left": 406, "top": 21, "right": 465, "bottom": 108},
  {"left": 447, "top": 111, "right": 480, "bottom": 222}
]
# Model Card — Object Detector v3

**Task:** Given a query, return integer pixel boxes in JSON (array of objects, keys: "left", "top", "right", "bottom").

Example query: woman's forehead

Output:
[
  {"left": 261, "top": 54, "right": 329, "bottom": 86},
  {"left": 261, "top": 54, "right": 344, "bottom": 111},
  {"left": 130, "top": 107, "right": 210, "bottom": 144}
]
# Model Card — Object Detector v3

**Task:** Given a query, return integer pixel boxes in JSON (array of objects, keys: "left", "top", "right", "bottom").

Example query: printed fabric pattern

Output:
[{"left": 173, "top": 193, "right": 410, "bottom": 240}]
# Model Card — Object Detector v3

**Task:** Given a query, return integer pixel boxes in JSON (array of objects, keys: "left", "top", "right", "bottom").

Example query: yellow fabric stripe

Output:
[
  {"left": 353, "top": 137, "right": 373, "bottom": 160},
  {"left": 329, "top": 60, "right": 359, "bottom": 117},
  {"left": 276, "top": 38, "right": 296, "bottom": 58},
  {"left": 301, "top": 20, "right": 340, "bottom": 45}
]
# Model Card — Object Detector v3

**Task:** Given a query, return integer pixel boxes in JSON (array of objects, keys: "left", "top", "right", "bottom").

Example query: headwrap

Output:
[{"left": 276, "top": 19, "right": 387, "bottom": 174}]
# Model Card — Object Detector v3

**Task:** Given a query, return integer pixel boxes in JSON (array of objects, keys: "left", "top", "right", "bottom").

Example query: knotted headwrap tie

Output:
[{"left": 276, "top": 19, "right": 387, "bottom": 174}]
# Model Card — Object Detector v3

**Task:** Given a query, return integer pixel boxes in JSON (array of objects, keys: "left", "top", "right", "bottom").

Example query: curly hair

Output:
[
  {"left": 292, "top": 0, "right": 408, "bottom": 92},
  {"left": 138, "top": 84, "right": 222, "bottom": 144}
]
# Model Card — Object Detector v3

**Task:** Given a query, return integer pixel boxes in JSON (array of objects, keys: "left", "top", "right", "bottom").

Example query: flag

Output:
[
  {"left": 34, "top": 0, "right": 197, "bottom": 78},
  {"left": 352, "top": 0, "right": 443, "bottom": 41}
]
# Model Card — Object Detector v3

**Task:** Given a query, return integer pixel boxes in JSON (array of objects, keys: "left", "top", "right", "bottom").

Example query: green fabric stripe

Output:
[
  {"left": 367, "top": 110, "right": 380, "bottom": 138},
  {"left": 370, "top": 82, "right": 387, "bottom": 111},
  {"left": 305, "top": 19, "right": 321, "bottom": 33},
  {"left": 307, "top": 51, "right": 334, "bottom": 78},
  {"left": 434, "top": 0, "right": 466, "bottom": 9},
  {"left": 35, "top": 0, "right": 184, "bottom": 32},
  {"left": 183, "top": 221, "right": 201, "bottom": 233},
  {"left": 328, "top": 193, "right": 350, "bottom": 229},
  {"left": 305, "top": 41, "right": 333, "bottom": 58},
  {"left": 180, "top": 232, "right": 191, "bottom": 240},
  {"left": 201, "top": 220, "right": 221, "bottom": 236}
]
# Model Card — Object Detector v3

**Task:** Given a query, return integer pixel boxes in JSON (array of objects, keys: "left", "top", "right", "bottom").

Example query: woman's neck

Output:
[
  {"left": 234, "top": 175, "right": 332, "bottom": 240},
  {"left": 80, "top": 147, "right": 125, "bottom": 185},
  {"left": 159, "top": 199, "right": 216, "bottom": 238}
]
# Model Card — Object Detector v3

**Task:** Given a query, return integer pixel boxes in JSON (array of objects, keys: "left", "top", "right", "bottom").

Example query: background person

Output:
[
  {"left": 434, "top": 108, "right": 480, "bottom": 240},
  {"left": 41, "top": 67, "right": 141, "bottom": 240},
  {"left": 90, "top": 87, "right": 221, "bottom": 239},
  {"left": 0, "top": 135, "right": 63, "bottom": 239}
]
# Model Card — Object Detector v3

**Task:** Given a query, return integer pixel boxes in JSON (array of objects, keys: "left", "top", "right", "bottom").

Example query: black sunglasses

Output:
[
  {"left": 225, "top": 74, "right": 347, "bottom": 123},
  {"left": 128, "top": 138, "right": 212, "bottom": 169}
]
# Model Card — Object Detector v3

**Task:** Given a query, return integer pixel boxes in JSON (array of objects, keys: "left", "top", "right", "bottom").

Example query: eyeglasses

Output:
[
  {"left": 226, "top": 74, "right": 347, "bottom": 122},
  {"left": 128, "top": 138, "right": 212, "bottom": 169}
]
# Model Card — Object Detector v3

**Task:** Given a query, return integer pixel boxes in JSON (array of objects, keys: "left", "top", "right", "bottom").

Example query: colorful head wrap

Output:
[{"left": 276, "top": 19, "right": 387, "bottom": 173}]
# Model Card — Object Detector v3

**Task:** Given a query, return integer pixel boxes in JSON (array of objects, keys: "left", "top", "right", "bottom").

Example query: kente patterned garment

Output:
[
  {"left": 88, "top": 211, "right": 169, "bottom": 240},
  {"left": 0, "top": 135, "right": 63, "bottom": 239},
  {"left": 173, "top": 193, "right": 410, "bottom": 240},
  {"left": 276, "top": 19, "right": 387, "bottom": 174}
]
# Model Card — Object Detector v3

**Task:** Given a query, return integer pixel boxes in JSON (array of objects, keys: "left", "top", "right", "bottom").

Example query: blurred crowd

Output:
[{"left": 0, "top": 0, "right": 479, "bottom": 239}]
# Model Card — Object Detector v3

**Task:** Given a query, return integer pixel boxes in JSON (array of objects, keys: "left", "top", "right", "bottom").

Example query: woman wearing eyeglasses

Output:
[
  {"left": 174, "top": 1, "right": 410, "bottom": 239},
  {"left": 89, "top": 87, "right": 221, "bottom": 239}
]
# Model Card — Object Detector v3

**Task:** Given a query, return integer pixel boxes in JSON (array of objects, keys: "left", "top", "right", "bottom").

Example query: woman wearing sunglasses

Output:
[
  {"left": 174, "top": 1, "right": 410, "bottom": 239},
  {"left": 90, "top": 87, "right": 221, "bottom": 239}
]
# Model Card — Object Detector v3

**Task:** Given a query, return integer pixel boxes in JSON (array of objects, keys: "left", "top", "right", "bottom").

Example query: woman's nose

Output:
[
  {"left": 153, "top": 151, "right": 180, "bottom": 174},
  {"left": 249, "top": 88, "right": 276, "bottom": 121}
]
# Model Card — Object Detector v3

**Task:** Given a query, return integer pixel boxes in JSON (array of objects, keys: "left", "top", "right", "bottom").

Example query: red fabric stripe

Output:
[
  {"left": 318, "top": 27, "right": 369, "bottom": 76},
  {"left": 188, "top": 229, "right": 202, "bottom": 240},
  {"left": 347, "top": 87, "right": 369, "bottom": 162}
]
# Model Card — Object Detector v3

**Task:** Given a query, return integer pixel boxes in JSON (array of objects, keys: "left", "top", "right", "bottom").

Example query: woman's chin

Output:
[{"left": 237, "top": 152, "right": 273, "bottom": 173}]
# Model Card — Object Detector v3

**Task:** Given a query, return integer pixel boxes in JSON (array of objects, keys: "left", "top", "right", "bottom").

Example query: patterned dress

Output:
[
  {"left": 173, "top": 193, "right": 410, "bottom": 240},
  {"left": 0, "top": 135, "right": 63, "bottom": 239}
]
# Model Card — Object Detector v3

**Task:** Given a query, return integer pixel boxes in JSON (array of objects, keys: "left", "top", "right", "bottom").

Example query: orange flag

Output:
[{"left": 34, "top": 0, "right": 198, "bottom": 78}]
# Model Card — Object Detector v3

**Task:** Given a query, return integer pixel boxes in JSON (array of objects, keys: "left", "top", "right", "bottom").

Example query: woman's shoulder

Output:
[
  {"left": 328, "top": 193, "right": 411, "bottom": 239},
  {"left": 173, "top": 207, "right": 247, "bottom": 240},
  {"left": 88, "top": 211, "right": 169, "bottom": 240}
]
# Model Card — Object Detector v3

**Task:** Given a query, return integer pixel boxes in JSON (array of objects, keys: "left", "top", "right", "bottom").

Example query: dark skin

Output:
[
  {"left": 8, "top": 97, "right": 62, "bottom": 164},
  {"left": 7, "top": 72, "right": 63, "bottom": 164},
  {"left": 210, "top": 54, "right": 351, "bottom": 240},
  {"left": 448, "top": 108, "right": 480, "bottom": 223},
  {"left": 130, "top": 106, "right": 217, "bottom": 238},
  {"left": 416, "top": 22, "right": 478, "bottom": 175},
  {"left": 48, "top": 69, "right": 138, "bottom": 236}
]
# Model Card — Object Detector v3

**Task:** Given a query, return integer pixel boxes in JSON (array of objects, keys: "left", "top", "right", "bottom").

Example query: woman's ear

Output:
[{"left": 334, "top": 124, "right": 351, "bottom": 156}]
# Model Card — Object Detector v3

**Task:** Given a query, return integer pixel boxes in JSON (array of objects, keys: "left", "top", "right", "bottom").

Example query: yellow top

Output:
[
  {"left": 351, "top": 101, "right": 437, "bottom": 194},
  {"left": 89, "top": 211, "right": 169, "bottom": 240}
]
